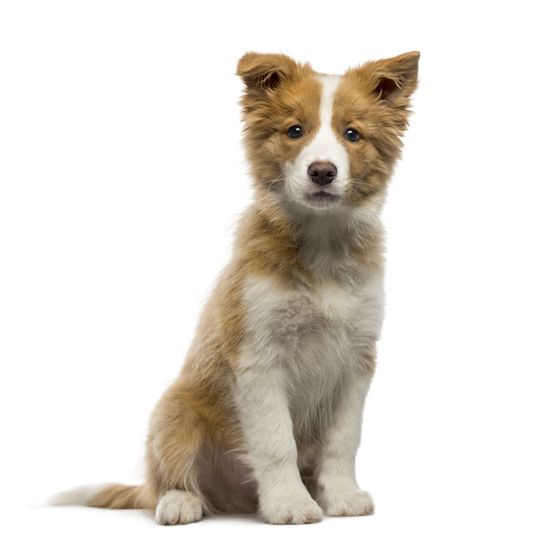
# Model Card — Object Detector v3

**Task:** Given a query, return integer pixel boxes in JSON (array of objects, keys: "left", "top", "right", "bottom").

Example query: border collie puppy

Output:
[{"left": 53, "top": 51, "right": 419, "bottom": 524}]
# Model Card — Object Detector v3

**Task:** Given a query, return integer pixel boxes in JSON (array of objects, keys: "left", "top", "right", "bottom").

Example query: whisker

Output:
[{"left": 265, "top": 176, "right": 284, "bottom": 195}]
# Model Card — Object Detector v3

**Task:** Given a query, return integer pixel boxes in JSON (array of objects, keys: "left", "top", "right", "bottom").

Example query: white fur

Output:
[
  {"left": 319, "top": 489, "right": 374, "bottom": 517},
  {"left": 155, "top": 490, "right": 203, "bottom": 525},
  {"left": 293, "top": 203, "right": 385, "bottom": 281},
  {"left": 284, "top": 74, "right": 349, "bottom": 208},
  {"left": 239, "top": 273, "right": 383, "bottom": 433},
  {"left": 316, "top": 376, "right": 374, "bottom": 515},
  {"left": 233, "top": 360, "right": 323, "bottom": 524},
  {"left": 49, "top": 484, "right": 106, "bottom": 506},
  {"left": 234, "top": 263, "right": 383, "bottom": 520}
]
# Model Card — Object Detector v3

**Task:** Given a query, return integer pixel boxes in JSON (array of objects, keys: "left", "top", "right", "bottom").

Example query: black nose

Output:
[{"left": 308, "top": 161, "right": 337, "bottom": 186}]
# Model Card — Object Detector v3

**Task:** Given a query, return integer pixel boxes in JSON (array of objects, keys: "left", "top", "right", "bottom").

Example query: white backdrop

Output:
[{"left": 1, "top": 1, "right": 543, "bottom": 543}]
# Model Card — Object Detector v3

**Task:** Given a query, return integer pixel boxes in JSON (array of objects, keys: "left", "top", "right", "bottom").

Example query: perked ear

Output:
[
  {"left": 237, "top": 52, "right": 298, "bottom": 91},
  {"left": 364, "top": 51, "right": 420, "bottom": 104}
]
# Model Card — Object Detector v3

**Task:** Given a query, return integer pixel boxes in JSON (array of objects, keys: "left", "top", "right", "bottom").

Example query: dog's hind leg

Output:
[{"left": 145, "top": 380, "right": 208, "bottom": 525}]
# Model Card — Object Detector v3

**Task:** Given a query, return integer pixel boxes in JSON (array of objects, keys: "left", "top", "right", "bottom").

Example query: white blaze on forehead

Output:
[
  {"left": 299, "top": 74, "right": 349, "bottom": 172},
  {"left": 310, "top": 75, "right": 346, "bottom": 163},
  {"left": 284, "top": 74, "right": 350, "bottom": 204}
]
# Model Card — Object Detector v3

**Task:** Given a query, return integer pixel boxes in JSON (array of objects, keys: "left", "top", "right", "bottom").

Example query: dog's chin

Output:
[{"left": 300, "top": 191, "right": 342, "bottom": 210}]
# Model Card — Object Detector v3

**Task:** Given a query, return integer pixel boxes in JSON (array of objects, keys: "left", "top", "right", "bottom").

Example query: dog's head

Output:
[{"left": 237, "top": 52, "right": 419, "bottom": 213}]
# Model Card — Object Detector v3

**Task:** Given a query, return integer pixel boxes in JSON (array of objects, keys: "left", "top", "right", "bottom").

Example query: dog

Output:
[{"left": 52, "top": 51, "right": 419, "bottom": 524}]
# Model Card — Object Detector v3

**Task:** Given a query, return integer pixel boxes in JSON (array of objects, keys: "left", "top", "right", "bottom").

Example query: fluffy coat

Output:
[{"left": 52, "top": 51, "right": 419, "bottom": 524}]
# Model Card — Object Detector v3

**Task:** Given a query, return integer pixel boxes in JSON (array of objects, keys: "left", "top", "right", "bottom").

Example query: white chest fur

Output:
[{"left": 238, "top": 273, "right": 384, "bottom": 438}]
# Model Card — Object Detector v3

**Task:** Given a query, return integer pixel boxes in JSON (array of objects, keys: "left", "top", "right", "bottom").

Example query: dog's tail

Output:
[{"left": 50, "top": 483, "right": 155, "bottom": 510}]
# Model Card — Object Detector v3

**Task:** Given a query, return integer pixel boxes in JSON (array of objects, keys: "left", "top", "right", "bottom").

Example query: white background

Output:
[{"left": 1, "top": 1, "right": 543, "bottom": 543}]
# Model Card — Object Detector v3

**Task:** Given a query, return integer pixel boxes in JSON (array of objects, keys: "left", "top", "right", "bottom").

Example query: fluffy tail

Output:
[{"left": 50, "top": 483, "right": 155, "bottom": 510}]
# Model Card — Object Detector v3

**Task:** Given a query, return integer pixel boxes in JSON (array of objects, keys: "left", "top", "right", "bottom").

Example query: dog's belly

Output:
[{"left": 197, "top": 448, "right": 258, "bottom": 513}]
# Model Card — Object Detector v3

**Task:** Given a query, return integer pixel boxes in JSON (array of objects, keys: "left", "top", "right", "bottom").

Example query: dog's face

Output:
[{"left": 237, "top": 52, "right": 419, "bottom": 212}]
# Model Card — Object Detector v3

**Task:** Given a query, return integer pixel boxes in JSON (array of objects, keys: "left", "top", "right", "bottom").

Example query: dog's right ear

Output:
[{"left": 237, "top": 52, "right": 298, "bottom": 91}]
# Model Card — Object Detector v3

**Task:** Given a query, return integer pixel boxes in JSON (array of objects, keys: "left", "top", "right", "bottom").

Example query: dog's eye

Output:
[
  {"left": 344, "top": 128, "right": 361, "bottom": 142},
  {"left": 287, "top": 125, "right": 304, "bottom": 139}
]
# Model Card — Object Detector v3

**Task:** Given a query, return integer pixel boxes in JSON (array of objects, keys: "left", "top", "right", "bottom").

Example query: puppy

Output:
[{"left": 53, "top": 51, "right": 419, "bottom": 524}]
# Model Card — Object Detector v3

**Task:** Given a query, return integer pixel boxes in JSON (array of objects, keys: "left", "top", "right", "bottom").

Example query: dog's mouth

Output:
[{"left": 304, "top": 191, "right": 341, "bottom": 206}]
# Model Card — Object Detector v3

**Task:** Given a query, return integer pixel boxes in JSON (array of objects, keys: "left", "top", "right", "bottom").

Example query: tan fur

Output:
[
  {"left": 335, "top": 52, "right": 419, "bottom": 205},
  {"left": 73, "top": 51, "right": 419, "bottom": 519},
  {"left": 237, "top": 53, "right": 323, "bottom": 197},
  {"left": 88, "top": 484, "right": 154, "bottom": 509}
]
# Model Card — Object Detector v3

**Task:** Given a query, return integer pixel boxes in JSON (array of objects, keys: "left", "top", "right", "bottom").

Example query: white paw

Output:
[
  {"left": 155, "top": 490, "right": 203, "bottom": 525},
  {"left": 260, "top": 492, "right": 323, "bottom": 524},
  {"left": 319, "top": 489, "right": 374, "bottom": 517}
]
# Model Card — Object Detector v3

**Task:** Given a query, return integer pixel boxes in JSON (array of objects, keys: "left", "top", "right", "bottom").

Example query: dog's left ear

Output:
[
  {"left": 358, "top": 51, "right": 420, "bottom": 105},
  {"left": 237, "top": 52, "right": 298, "bottom": 91}
]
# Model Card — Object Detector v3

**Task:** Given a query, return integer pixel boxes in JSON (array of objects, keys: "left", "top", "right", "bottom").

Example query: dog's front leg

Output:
[
  {"left": 234, "top": 363, "right": 323, "bottom": 524},
  {"left": 316, "top": 370, "right": 375, "bottom": 517}
]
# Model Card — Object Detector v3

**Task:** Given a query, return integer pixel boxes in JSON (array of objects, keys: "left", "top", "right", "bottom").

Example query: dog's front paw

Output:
[
  {"left": 319, "top": 489, "right": 374, "bottom": 517},
  {"left": 260, "top": 492, "right": 323, "bottom": 524}
]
